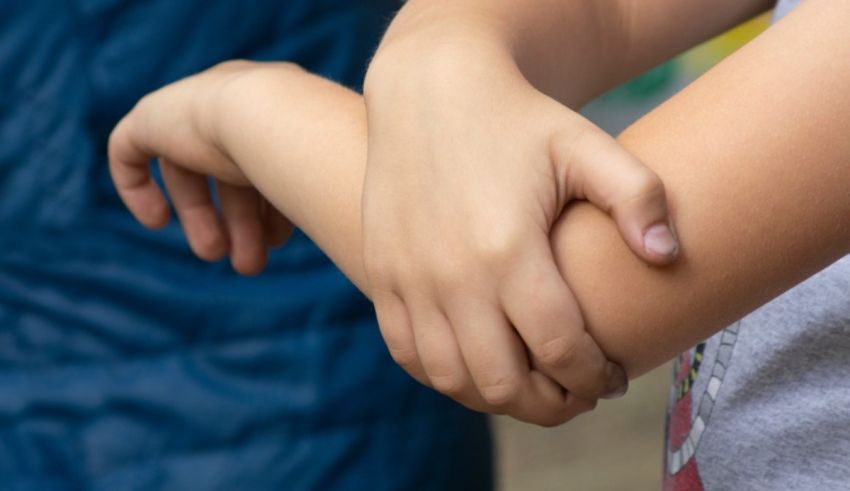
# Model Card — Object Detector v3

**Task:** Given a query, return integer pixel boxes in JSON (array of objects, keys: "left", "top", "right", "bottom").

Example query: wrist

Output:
[
  {"left": 202, "top": 60, "right": 263, "bottom": 161},
  {"left": 365, "top": 15, "right": 518, "bottom": 103},
  {"left": 208, "top": 61, "right": 303, "bottom": 159}
]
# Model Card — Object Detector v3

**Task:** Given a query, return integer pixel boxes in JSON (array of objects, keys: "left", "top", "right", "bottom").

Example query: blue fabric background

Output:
[{"left": 0, "top": 1, "right": 492, "bottom": 489}]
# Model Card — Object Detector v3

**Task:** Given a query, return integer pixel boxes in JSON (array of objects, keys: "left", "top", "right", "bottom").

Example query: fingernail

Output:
[
  {"left": 602, "top": 362, "right": 629, "bottom": 400},
  {"left": 644, "top": 223, "right": 678, "bottom": 258}
]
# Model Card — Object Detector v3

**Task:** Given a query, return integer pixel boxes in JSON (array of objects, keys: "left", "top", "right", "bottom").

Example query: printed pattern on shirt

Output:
[{"left": 664, "top": 323, "right": 741, "bottom": 491}]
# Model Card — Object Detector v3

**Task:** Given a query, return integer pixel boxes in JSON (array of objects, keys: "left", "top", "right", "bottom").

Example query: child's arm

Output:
[
  {"left": 108, "top": 62, "right": 380, "bottom": 295},
  {"left": 107, "top": 61, "right": 295, "bottom": 276},
  {"left": 110, "top": 0, "right": 850, "bottom": 424},
  {"left": 358, "top": 0, "right": 773, "bottom": 412},
  {"left": 112, "top": 63, "right": 622, "bottom": 426},
  {"left": 555, "top": 0, "right": 850, "bottom": 376},
  {"left": 367, "top": 0, "right": 774, "bottom": 116},
  {"left": 110, "top": 0, "right": 776, "bottom": 425}
]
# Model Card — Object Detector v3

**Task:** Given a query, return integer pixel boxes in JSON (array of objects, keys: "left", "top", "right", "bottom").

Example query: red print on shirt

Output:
[{"left": 664, "top": 323, "right": 740, "bottom": 491}]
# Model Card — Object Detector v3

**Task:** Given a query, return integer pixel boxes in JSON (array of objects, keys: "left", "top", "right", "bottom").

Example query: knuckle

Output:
[
  {"left": 364, "top": 247, "right": 423, "bottom": 290},
  {"left": 628, "top": 172, "right": 666, "bottom": 205},
  {"left": 535, "top": 335, "right": 580, "bottom": 370},
  {"left": 364, "top": 258, "right": 394, "bottom": 286},
  {"left": 365, "top": 255, "right": 410, "bottom": 291},
  {"left": 470, "top": 229, "right": 523, "bottom": 267},
  {"left": 430, "top": 261, "right": 468, "bottom": 290},
  {"left": 478, "top": 376, "right": 522, "bottom": 407},
  {"left": 549, "top": 124, "right": 590, "bottom": 162}
]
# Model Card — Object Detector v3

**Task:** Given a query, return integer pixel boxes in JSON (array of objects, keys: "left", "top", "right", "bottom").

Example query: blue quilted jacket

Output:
[{"left": 0, "top": 1, "right": 492, "bottom": 489}]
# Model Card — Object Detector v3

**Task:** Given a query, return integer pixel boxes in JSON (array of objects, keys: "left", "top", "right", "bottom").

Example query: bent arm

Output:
[
  {"left": 372, "top": 0, "right": 772, "bottom": 107},
  {"left": 554, "top": 0, "right": 850, "bottom": 375},
  {"left": 220, "top": 0, "right": 850, "bottom": 377}
]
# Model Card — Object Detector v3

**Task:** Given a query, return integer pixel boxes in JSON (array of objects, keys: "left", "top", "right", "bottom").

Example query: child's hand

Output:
[
  {"left": 108, "top": 61, "right": 294, "bottom": 275},
  {"left": 362, "top": 23, "right": 678, "bottom": 412},
  {"left": 109, "top": 56, "right": 671, "bottom": 426}
]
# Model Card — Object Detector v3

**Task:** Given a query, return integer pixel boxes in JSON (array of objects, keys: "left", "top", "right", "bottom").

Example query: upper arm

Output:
[
  {"left": 575, "top": 0, "right": 775, "bottom": 103},
  {"left": 616, "top": 0, "right": 774, "bottom": 70},
  {"left": 552, "top": 0, "right": 850, "bottom": 377}
]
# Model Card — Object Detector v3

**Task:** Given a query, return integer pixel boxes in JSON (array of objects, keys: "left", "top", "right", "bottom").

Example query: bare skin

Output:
[
  {"left": 357, "top": 0, "right": 777, "bottom": 416},
  {"left": 110, "top": 0, "right": 850, "bottom": 425}
]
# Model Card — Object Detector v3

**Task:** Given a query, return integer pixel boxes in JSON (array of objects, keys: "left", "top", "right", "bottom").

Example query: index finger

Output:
[{"left": 107, "top": 114, "right": 170, "bottom": 229}]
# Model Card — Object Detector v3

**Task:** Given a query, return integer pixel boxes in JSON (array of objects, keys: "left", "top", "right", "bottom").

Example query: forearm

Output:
[
  {"left": 216, "top": 66, "right": 371, "bottom": 292},
  {"left": 218, "top": 1, "right": 850, "bottom": 381},
  {"left": 555, "top": 0, "right": 850, "bottom": 376},
  {"left": 372, "top": 0, "right": 772, "bottom": 106}
]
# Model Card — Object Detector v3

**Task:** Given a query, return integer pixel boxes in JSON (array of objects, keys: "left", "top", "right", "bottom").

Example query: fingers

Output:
[
  {"left": 108, "top": 116, "right": 171, "bottom": 229},
  {"left": 551, "top": 124, "right": 679, "bottom": 265},
  {"left": 157, "top": 171, "right": 274, "bottom": 275},
  {"left": 403, "top": 301, "right": 509, "bottom": 415},
  {"left": 261, "top": 199, "right": 294, "bottom": 248},
  {"left": 108, "top": 91, "right": 280, "bottom": 276},
  {"left": 371, "top": 274, "right": 488, "bottom": 411},
  {"left": 367, "top": 227, "right": 609, "bottom": 423},
  {"left": 442, "top": 293, "right": 585, "bottom": 426},
  {"left": 527, "top": 371, "right": 599, "bottom": 425},
  {"left": 216, "top": 181, "right": 269, "bottom": 276},
  {"left": 373, "top": 289, "right": 431, "bottom": 387},
  {"left": 408, "top": 300, "right": 477, "bottom": 401},
  {"left": 442, "top": 294, "right": 527, "bottom": 407},
  {"left": 500, "top": 236, "right": 628, "bottom": 401},
  {"left": 160, "top": 160, "right": 229, "bottom": 261}
]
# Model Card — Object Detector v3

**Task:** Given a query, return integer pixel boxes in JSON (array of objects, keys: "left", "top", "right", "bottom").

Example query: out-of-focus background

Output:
[
  {"left": 496, "top": 364, "right": 673, "bottom": 491},
  {"left": 492, "top": 14, "right": 771, "bottom": 491}
]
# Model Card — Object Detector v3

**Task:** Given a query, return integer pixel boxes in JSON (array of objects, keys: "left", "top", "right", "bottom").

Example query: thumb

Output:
[{"left": 551, "top": 123, "right": 679, "bottom": 265}]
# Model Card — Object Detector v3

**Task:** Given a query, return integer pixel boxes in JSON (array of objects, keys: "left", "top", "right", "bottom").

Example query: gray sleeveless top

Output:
[{"left": 664, "top": 1, "right": 850, "bottom": 489}]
